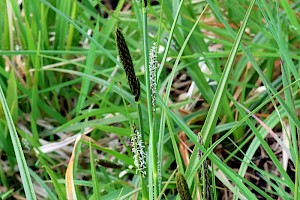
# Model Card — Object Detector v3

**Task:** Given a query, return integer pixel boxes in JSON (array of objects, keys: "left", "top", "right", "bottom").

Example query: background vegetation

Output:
[{"left": 0, "top": 0, "right": 299, "bottom": 199}]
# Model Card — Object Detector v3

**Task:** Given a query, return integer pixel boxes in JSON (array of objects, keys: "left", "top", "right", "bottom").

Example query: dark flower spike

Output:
[
  {"left": 198, "top": 135, "right": 210, "bottom": 199},
  {"left": 94, "top": 159, "right": 123, "bottom": 169},
  {"left": 115, "top": 28, "right": 140, "bottom": 101},
  {"left": 176, "top": 172, "right": 192, "bottom": 200}
]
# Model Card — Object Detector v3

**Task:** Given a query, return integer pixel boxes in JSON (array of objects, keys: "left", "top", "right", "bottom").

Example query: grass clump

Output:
[{"left": 0, "top": 1, "right": 299, "bottom": 200}]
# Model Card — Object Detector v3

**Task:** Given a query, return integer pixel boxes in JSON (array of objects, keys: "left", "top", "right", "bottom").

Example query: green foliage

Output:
[{"left": 0, "top": 0, "right": 299, "bottom": 199}]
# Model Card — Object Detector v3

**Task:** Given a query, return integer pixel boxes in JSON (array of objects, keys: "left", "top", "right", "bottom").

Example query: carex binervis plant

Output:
[{"left": 115, "top": 27, "right": 147, "bottom": 199}]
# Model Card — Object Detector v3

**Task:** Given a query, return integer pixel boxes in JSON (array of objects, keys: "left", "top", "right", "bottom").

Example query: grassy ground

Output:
[{"left": 0, "top": 0, "right": 299, "bottom": 199}]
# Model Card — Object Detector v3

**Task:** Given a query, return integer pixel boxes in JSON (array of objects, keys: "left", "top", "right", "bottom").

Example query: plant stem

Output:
[{"left": 141, "top": 1, "right": 158, "bottom": 199}]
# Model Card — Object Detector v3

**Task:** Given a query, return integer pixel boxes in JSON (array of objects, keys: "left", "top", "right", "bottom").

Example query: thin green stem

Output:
[
  {"left": 141, "top": 1, "right": 158, "bottom": 199},
  {"left": 140, "top": 173, "right": 148, "bottom": 200},
  {"left": 156, "top": 0, "right": 164, "bottom": 193},
  {"left": 137, "top": 102, "right": 144, "bottom": 144}
]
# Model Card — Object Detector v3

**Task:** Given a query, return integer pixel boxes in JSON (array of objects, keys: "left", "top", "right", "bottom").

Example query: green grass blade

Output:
[
  {"left": 43, "top": 165, "right": 67, "bottom": 199},
  {"left": 89, "top": 141, "right": 100, "bottom": 200},
  {"left": 281, "top": 0, "right": 300, "bottom": 31},
  {"left": 0, "top": 85, "right": 37, "bottom": 199},
  {"left": 6, "top": 71, "right": 18, "bottom": 122},
  {"left": 206, "top": 0, "right": 300, "bottom": 133},
  {"left": 201, "top": 0, "right": 256, "bottom": 147},
  {"left": 157, "top": 97, "right": 257, "bottom": 199},
  {"left": 65, "top": 0, "right": 77, "bottom": 51},
  {"left": 38, "top": 0, "right": 119, "bottom": 65},
  {"left": 76, "top": 21, "right": 99, "bottom": 115}
]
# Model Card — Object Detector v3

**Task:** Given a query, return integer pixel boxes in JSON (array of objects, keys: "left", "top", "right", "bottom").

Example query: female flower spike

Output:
[
  {"left": 131, "top": 125, "right": 146, "bottom": 178},
  {"left": 176, "top": 172, "right": 192, "bottom": 200}
]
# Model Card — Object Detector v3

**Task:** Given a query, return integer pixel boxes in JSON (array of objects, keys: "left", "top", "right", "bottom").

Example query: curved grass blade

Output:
[
  {"left": 200, "top": 0, "right": 256, "bottom": 147},
  {"left": 0, "top": 84, "right": 37, "bottom": 200}
]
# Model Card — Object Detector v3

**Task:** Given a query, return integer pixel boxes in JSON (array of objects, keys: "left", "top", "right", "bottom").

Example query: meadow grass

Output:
[{"left": 0, "top": 0, "right": 299, "bottom": 199}]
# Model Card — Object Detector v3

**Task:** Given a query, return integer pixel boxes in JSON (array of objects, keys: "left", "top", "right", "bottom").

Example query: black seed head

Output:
[
  {"left": 94, "top": 159, "right": 123, "bottom": 169},
  {"left": 115, "top": 28, "right": 140, "bottom": 101},
  {"left": 176, "top": 172, "right": 192, "bottom": 200}
]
